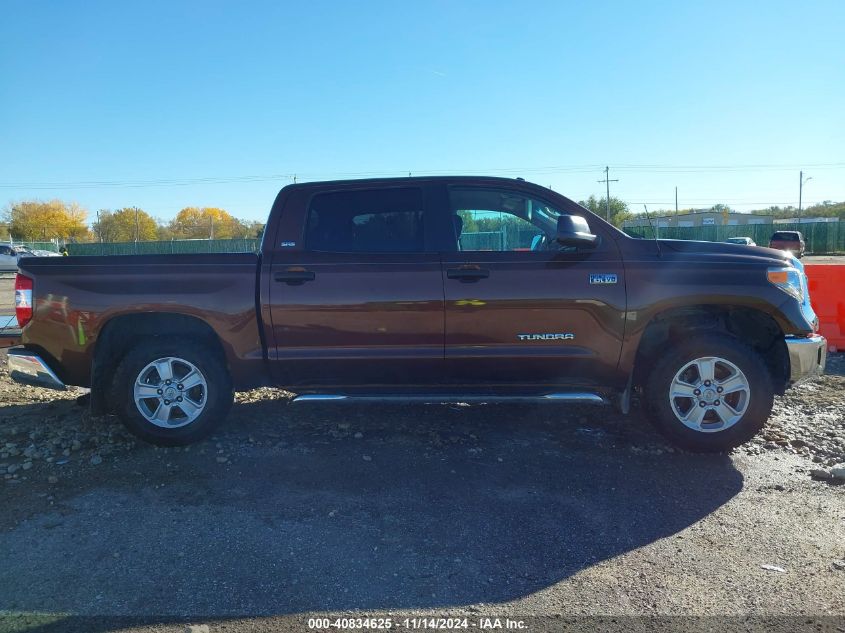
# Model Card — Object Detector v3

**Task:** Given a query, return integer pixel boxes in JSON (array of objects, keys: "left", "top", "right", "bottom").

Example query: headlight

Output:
[{"left": 767, "top": 266, "right": 803, "bottom": 301}]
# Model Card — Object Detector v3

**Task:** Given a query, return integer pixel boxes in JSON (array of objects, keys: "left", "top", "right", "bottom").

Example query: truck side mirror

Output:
[{"left": 556, "top": 215, "right": 598, "bottom": 248}]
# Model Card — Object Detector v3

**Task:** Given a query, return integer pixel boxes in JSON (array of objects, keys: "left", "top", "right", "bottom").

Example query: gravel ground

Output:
[{"left": 0, "top": 350, "right": 843, "bottom": 632}]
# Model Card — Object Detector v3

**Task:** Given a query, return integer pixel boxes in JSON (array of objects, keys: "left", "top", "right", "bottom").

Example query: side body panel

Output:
[
  {"left": 442, "top": 248, "right": 628, "bottom": 389},
  {"left": 18, "top": 254, "right": 265, "bottom": 388},
  {"left": 264, "top": 183, "right": 446, "bottom": 388},
  {"left": 430, "top": 182, "right": 627, "bottom": 390},
  {"left": 618, "top": 239, "right": 815, "bottom": 374},
  {"left": 267, "top": 252, "right": 445, "bottom": 387}
]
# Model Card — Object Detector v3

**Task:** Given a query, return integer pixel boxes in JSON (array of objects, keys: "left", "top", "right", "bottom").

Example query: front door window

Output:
[{"left": 449, "top": 188, "right": 564, "bottom": 253}]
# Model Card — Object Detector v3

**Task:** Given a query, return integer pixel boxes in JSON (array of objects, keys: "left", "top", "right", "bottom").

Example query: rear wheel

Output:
[
  {"left": 644, "top": 333, "right": 774, "bottom": 452},
  {"left": 112, "top": 337, "right": 233, "bottom": 446}
]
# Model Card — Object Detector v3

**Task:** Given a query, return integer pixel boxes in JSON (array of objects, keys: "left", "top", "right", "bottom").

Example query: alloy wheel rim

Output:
[
  {"left": 668, "top": 356, "right": 750, "bottom": 433},
  {"left": 133, "top": 357, "right": 207, "bottom": 429}
]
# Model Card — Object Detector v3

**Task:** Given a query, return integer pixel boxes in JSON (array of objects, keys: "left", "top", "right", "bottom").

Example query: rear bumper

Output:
[
  {"left": 785, "top": 335, "right": 827, "bottom": 385},
  {"left": 7, "top": 348, "right": 67, "bottom": 390}
]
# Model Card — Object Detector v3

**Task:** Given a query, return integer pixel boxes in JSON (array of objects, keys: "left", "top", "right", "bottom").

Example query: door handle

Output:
[
  {"left": 446, "top": 267, "right": 490, "bottom": 282},
  {"left": 274, "top": 269, "right": 316, "bottom": 284}
]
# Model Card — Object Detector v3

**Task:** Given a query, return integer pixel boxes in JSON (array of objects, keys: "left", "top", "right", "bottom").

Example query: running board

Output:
[{"left": 291, "top": 393, "right": 607, "bottom": 405}]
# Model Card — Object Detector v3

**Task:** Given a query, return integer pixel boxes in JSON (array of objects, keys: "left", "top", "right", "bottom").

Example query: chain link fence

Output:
[
  {"left": 623, "top": 221, "right": 844, "bottom": 254},
  {"left": 460, "top": 228, "right": 540, "bottom": 251},
  {"left": 67, "top": 239, "right": 261, "bottom": 256},
  {"left": 42, "top": 221, "right": 845, "bottom": 256}
]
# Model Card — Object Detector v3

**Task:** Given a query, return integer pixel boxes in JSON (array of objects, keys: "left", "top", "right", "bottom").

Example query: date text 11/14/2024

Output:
[{"left": 307, "top": 616, "right": 528, "bottom": 630}]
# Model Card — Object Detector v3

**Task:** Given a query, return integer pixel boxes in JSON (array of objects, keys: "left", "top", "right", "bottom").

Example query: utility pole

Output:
[
  {"left": 798, "top": 171, "right": 813, "bottom": 220},
  {"left": 675, "top": 187, "right": 678, "bottom": 213},
  {"left": 210, "top": 217, "right": 214, "bottom": 240},
  {"left": 96, "top": 210, "right": 101, "bottom": 242},
  {"left": 597, "top": 166, "right": 618, "bottom": 222},
  {"left": 134, "top": 207, "right": 139, "bottom": 242},
  {"left": 799, "top": 171, "right": 803, "bottom": 217}
]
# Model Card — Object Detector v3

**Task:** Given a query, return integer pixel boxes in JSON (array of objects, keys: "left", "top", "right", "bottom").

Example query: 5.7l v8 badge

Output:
[{"left": 590, "top": 273, "right": 618, "bottom": 285}]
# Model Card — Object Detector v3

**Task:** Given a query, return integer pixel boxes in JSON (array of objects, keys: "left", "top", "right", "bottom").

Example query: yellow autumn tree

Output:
[
  {"left": 7, "top": 200, "right": 89, "bottom": 240},
  {"left": 94, "top": 207, "right": 158, "bottom": 242},
  {"left": 169, "top": 207, "right": 245, "bottom": 239}
]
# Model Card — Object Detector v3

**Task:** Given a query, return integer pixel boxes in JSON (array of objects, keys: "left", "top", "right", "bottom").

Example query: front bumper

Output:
[
  {"left": 785, "top": 335, "right": 827, "bottom": 385},
  {"left": 7, "top": 348, "right": 67, "bottom": 390}
]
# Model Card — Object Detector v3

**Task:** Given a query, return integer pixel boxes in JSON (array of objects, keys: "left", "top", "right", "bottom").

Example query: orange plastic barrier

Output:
[{"left": 805, "top": 264, "right": 845, "bottom": 352}]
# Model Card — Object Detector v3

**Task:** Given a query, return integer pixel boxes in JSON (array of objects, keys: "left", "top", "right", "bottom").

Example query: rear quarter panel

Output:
[{"left": 18, "top": 254, "right": 265, "bottom": 388}]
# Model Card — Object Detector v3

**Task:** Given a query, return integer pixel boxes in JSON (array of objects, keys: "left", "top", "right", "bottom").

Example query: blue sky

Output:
[{"left": 1, "top": 0, "right": 843, "bottom": 222}]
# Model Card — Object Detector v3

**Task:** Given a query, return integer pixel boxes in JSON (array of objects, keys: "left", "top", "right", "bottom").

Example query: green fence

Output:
[
  {"left": 623, "top": 221, "right": 844, "bottom": 254},
  {"left": 48, "top": 221, "right": 845, "bottom": 256},
  {"left": 461, "top": 227, "right": 540, "bottom": 251},
  {"left": 67, "top": 238, "right": 261, "bottom": 256},
  {"left": 461, "top": 231, "right": 504, "bottom": 251}
]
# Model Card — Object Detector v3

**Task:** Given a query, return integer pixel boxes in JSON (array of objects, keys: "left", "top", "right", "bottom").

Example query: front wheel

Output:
[
  {"left": 644, "top": 333, "right": 774, "bottom": 452},
  {"left": 112, "top": 337, "right": 233, "bottom": 446}
]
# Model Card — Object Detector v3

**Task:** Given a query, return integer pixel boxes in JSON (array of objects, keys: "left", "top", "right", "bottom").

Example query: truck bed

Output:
[{"left": 17, "top": 253, "right": 265, "bottom": 388}]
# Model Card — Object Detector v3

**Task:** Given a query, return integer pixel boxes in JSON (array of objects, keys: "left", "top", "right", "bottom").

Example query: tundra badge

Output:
[
  {"left": 590, "top": 273, "right": 618, "bottom": 285},
  {"left": 517, "top": 333, "right": 575, "bottom": 341}
]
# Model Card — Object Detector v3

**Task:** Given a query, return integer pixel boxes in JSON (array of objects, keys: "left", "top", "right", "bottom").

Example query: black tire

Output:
[
  {"left": 643, "top": 333, "right": 774, "bottom": 452},
  {"left": 111, "top": 337, "right": 233, "bottom": 446}
]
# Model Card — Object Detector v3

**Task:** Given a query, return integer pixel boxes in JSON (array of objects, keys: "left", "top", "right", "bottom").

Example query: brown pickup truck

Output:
[
  {"left": 768, "top": 230, "right": 806, "bottom": 258},
  {"left": 8, "top": 176, "right": 827, "bottom": 451}
]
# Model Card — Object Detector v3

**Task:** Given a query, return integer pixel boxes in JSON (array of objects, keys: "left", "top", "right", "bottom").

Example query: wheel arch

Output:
[
  {"left": 91, "top": 312, "right": 228, "bottom": 414},
  {"left": 631, "top": 304, "right": 789, "bottom": 395}
]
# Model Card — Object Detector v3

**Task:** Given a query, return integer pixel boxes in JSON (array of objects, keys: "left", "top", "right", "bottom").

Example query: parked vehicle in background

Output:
[
  {"left": 725, "top": 237, "right": 756, "bottom": 246},
  {"left": 7, "top": 176, "right": 827, "bottom": 453},
  {"left": 16, "top": 245, "right": 62, "bottom": 258},
  {"left": 12, "top": 246, "right": 36, "bottom": 260},
  {"left": 0, "top": 244, "right": 62, "bottom": 270},
  {"left": 0, "top": 244, "right": 21, "bottom": 270},
  {"left": 769, "top": 231, "right": 805, "bottom": 258}
]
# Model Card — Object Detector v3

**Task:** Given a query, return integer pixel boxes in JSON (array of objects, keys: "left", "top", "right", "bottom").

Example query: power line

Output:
[
  {"left": 2, "top": 162, "right": 844, "bottom": 190},
  {"left": 619, "top": 201, "right": 835, "bottom": 207},
  {"left": 613, "top": 162, "right": 845, "bottom": 171}
]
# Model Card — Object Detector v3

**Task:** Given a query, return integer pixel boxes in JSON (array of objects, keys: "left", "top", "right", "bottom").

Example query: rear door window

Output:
[{"left": 305, "top": 188, "right": 425, "bottom": 253}]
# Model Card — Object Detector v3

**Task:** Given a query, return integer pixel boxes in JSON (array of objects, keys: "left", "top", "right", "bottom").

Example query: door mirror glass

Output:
[{"left": 556, "top": 215, "right": 598, "bottom": 248}]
